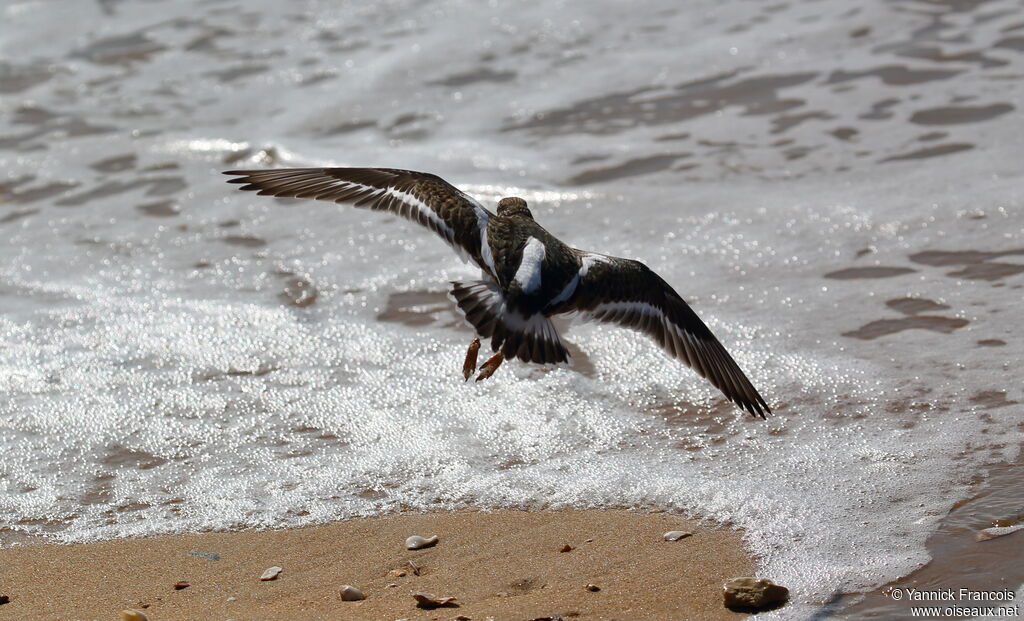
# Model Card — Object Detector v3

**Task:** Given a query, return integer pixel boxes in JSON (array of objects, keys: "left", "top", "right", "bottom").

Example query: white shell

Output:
[
  {"left": 663, "top": 530, "right": 693, "bottom": 541},
  {"left": 339, "top": 585, "right": 366, "bottom": 601},
  {"left": 260, "top": 566, "right": 283, "bottom": 581},
  {"left": 405, "top": 534, "right": 439, "bottom": 550},
  {"left": 120, "top": 611, "right": 149, "bottom": 621}
]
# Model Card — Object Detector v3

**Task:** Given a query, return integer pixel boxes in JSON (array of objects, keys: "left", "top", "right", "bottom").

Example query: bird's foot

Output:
[
  {"left": 462, "top": 337, "right": 481, "bottom": 381},
  {"left": 475, "top": 352, "right": 504, "bottom": 382}
]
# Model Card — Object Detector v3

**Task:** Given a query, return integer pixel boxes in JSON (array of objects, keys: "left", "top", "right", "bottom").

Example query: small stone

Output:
[
  {"left": 454, "top": 616, "right": 472, "bottom": 620},
  {"left": 173, "top": 581, "right": 190, "bottom": 590},
  {"left": 585, "top": 584, "right": 600, "bottom": 592},
  {"left": 388, "top": 569, "right": 407, "bottom": 577},
  {"left": 0, "top": 595, "right": 8, "bottom": 605},
  {"left": 260, "top": 566, "right": 283, "bottom": 581},
  {"left": 584, "top": 538, "right": 593, "bottom": 542},
  {"left": 120, "top": 611, "right": 149, "bottom": 621},
  {"left": 339, "top": 585, "right": 366, "bottom": 601},
  {"left": 663, "top": 531, "right": 693, "bottom": 541},
  {"left": 412, "top": 591, "right": 459, "bottom": 608},
  {"left": 226, "top": 597, "right": 237, "bottom": 602},
  {"left": 387, "top": 583, "right": 399, "bottom": 588},
  {"left": 723, "top": 577, "right": 789, "bottom": 610},
  {"left": 559, "top": 544, "right": 573, "bottom": 553},
  {"left": 406, "top": 534, "right": 439, "bottom": 550},
  {"left": 976, "top": 525, "right": 1024, "bottom": 541}
]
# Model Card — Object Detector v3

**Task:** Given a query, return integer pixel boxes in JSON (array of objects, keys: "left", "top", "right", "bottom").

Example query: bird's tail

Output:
[{"left": 449, "top": 280, "right": 571, "bottom": 365}]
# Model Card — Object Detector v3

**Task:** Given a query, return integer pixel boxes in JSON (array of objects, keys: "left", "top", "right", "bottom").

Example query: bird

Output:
[{"left": 222, "top": 167, "right": 771, "bottom": 418}]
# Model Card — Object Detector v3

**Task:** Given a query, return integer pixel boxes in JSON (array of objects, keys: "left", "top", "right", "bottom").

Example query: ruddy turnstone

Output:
[{"left": 223, "top": 167, "right": 771, "bottom": 418}]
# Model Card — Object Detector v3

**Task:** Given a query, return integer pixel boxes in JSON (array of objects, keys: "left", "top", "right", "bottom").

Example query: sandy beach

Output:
[{"left": 2, "top": 510, "right": 754, "bottom": 620}]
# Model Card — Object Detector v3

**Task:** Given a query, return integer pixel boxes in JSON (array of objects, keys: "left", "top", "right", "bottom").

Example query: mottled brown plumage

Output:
[{"left": 223, "top": 167, "right": 771, "bottom": 418}]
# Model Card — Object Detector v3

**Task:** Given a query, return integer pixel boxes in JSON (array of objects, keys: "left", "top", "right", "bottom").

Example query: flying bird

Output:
[{"left": 223, "top": 167, "right": 770, "bottom": 418}]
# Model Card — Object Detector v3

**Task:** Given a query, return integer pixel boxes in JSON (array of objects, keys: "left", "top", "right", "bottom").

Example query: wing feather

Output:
[
  {"left": 223, "top": 167, "right": 496, "bottom": 277},
  {"left": 567, "top": 254, "right": 770, "bottom": 418}
]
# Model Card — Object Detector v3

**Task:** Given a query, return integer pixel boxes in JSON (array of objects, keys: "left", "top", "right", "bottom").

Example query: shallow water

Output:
[{"left": 2, "top": 0, "right": 1023, "bottom": 618}]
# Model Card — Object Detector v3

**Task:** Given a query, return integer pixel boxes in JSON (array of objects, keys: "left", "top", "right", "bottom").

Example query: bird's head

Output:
[{"left": 497, "top": 196, "right": 533, "bottom": 219}]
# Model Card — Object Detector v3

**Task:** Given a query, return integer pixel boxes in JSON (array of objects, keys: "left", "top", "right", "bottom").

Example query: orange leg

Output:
[
  {"left": 462, "top": 337, "right": 481, "bottom": 381},
  {"left": 475, "top": 351, "right": 505, "bottom": 382}
]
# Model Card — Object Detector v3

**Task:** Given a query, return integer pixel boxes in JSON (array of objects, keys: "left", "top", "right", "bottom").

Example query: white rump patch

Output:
[{"left": 514, "top": 237, "right": 546, "bottom": 294}]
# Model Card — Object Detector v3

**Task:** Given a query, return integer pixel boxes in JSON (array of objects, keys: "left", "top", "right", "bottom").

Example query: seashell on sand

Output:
[
  {"left": 260, "top": 566, "right": 283, "bottom": 581},
  {"left": 585, "top": 584, "right": 600, "bottom": 592},
  {"left": 412, "top": 590, "right": 459, "bottom": 608},
  {"left": 663, "top": 531, "right": 693, "bottom": 541},
  {"left": 405, "top": 534, "right": 439, "bottom": 550},
  {"left": 120, "top": 611, "right": 150, "bottom": 621},
  {"left": 339, "top": 585, "right": 366, "bottom": 601}
]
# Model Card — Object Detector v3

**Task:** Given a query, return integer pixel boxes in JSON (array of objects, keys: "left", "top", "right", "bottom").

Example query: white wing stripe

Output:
[
  {"left": 382, "top": 187, "right": 456, "bottom": 241},
  {"left": 547, "top": 272, "right": 580, "bottom": 308},
  {"left": 580, "top": 253, "right": 614, "bottom": 277}
]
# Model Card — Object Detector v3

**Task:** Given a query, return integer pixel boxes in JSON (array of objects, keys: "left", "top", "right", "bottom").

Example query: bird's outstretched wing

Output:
[
  {"left": 567, "top": 253, "right": 771, "bottom": 418},
  {"left": 223, "top": 168, "right": 496, "bottom": 277}
]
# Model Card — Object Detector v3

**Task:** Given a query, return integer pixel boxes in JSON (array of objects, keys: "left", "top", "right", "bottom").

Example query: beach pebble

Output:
[
  {"left": 173, "top": 580, "right": 190, "bottom": 590},
  {"left": 412, "top": 591, "right": 459, "bottom": 608},
  {"left": 0, "top": 595, "right": 9, "bottom": 605},
  {"left": 388, "top": 583, "right": 399, "bottom": 588},
  {"left": 406, "top": 534, "right": 439, "bottom": 550},
  {"left": 663, "top": 531, "right": 693, "bottom": 541},
  {"left": 585, "top": 584, "right": 600, "bottom": 592},
  {"left": 339, "top": 585, "right": 366, "bottom": 601},
  {"left": 559, "top": 544, "right": 573, "bottom": 553},
  {"left": 260, "top": 566, "right": 283, "bottom": 581},
  {"left": 120, "top": 611, "right": 149, "bottom": 621},
  {"left": 723, "top": 577, "right": 789, "bottom": 610},
  {"left": 976, "top": 525, "right": 1024, "bottom": 541},
  {"left": 454, "top": 616, "right": 472, "bottom": 620},
  {"left": 388, "top": 569, "right": 407, "bottom": 577},
  {"left": 226, "top": 597, "right": 236, "bottom": 602}
]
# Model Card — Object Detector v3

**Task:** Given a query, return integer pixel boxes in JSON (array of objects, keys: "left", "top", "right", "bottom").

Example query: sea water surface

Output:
[{"left": 1, "top": 0, "right": 1023, "bottom": 618}]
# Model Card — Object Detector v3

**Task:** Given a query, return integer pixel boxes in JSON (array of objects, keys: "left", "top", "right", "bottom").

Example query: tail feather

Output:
[{"left": 449, "top": 280, "right": 570, "bottom": 365}]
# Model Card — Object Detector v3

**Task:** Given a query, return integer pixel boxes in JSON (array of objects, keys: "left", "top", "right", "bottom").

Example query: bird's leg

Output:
[
  {"left": 462, "top": 337, "right": 481, "bottom": 381},
  {"left": 475, "top": 351, "right": 504, "bottom": 382}
]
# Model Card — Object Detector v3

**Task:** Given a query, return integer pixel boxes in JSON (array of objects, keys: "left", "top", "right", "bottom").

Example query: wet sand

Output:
[{"left": 1, "top": 510, "right": 754, "bottom": 621}]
